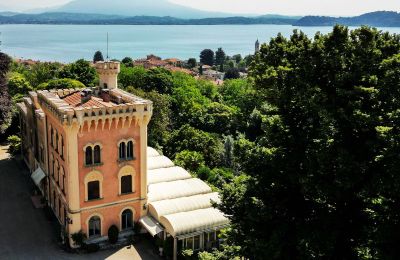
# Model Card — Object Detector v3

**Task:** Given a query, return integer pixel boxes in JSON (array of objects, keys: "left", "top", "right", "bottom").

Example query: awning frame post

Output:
[{"left": 173, "top": 237, "right": 177, "bottom": 260}]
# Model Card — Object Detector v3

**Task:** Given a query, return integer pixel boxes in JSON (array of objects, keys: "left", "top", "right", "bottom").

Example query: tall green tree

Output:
[
  {"left": 187, "top": 58, "right": 197, "bottom": 69},
  {"left": 215, "top": 47, "right": 226, "bottom": 66},
  {"left": 200, "top": 49, "right": 214, "bottom": 66},
  {"left": 0, "top": 52, "right": 11, "bottom": 134},
  {"left": 93, "top": 51, "right": 104, "bottom": 63},
  {"left": 59, "top": 59, "right": 96, "bottom": 87},
  {"left": 218, "top": 26, "right": 400, "bottom": 259}
]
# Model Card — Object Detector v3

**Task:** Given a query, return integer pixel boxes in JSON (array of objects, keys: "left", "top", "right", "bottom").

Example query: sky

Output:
[{"left": 1, "top": 0, "right": 400, "bottom": 16}]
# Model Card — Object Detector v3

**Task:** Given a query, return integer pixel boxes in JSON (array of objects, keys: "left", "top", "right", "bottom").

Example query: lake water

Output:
[{"left": 1, "top": 24, "right": 400, "bottom": 62}]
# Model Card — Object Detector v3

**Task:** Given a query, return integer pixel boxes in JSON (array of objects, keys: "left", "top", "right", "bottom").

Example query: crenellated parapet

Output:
[{"left": 36, "top": 88, "right": 152, "bottom": 131}]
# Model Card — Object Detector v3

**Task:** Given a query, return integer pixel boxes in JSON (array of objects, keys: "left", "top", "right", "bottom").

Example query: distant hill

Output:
[
  {"left": 53, "top": 0, "right": 231, "bottom": 19},
  {"left": 0, "top": 12, "right": 299, "bottom": 25},
  {"left": 294, "top": 11, "right": 400, "bottom": 27}
]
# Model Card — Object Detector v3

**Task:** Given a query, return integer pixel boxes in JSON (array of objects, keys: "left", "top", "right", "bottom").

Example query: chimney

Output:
[
  {"left": 81, "top": 89, "right": 92, "bottom": 104},
  {"left": 101, "top": 89, "right": 110, "bottom": 102}
]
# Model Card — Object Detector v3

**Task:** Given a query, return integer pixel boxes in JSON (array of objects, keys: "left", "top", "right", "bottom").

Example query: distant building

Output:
[
  {"left": 203, "top": 69, "right": 225, "bottom": 81},
  {"left": 255, "top": 39, "right": 260, "bottom": 54},
  {"left": 18, "top": 61, "right": 228, "bottom": 260}
]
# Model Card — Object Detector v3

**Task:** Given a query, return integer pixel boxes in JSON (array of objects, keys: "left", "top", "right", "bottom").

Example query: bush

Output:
[
  {"left": 108, "top": 225, "right": 119, "bottom": 244},
  {"left": 71, "top": 230, "right": 87, "bottom": 247},
  {"left": 174, "top": 150, "right": 205, "bottom": 173},
  {"left": 7, "top": 135, "right": 21, "bottom": 156},
  {"left": 37, "top": 78, "right": 85, "bottom": 90},
  {"left": 181, "top": 249, "right": 194, "bottom": 260}
]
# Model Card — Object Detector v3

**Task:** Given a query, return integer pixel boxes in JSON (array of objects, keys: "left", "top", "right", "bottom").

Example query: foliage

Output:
[
  {"left": 7, "top": 135, "right": 21, "bottom": 156},
  {"left": 224, "top": 68, "right": 240, "bottom": 80},
  {"left": 37, "top": 78, "right": 86, "bottom": 90},
  {"left": 200, "top": 49, "right": 214, "bottom": 66},
  {"left": 174, "top": 150, "right": 205, "bottom": 173},
  {"left": 215, "top": 47, "right": 226, "bottom": 66},
  {"left": 93, "top": 51, "right": 104, "bottom": 63},
  {"left": 187, "top": 58, "right": 197, "bottom": 68},
  {"left": 7, "top": 72, "right": 33, "bottom": 97},
  {"left": 181, "top": 249, "right": 194, "bottom": 260},
  {"left": 118, "top": 64, "right": 147, "bottom": 88},
  {"left": 58, "top": 59, "right": 96, "bottom": 87},
  {"left": 218, "top": 25, "right": 400, "bottom": 259},
  {"left": 71, "top": 230, "right": 87, "bottom": 247},
  {"left": 0, "top": 52, "right": 12, "bottom": 134},
  {"left": 108, "top": 225, "right": 119, "bottom": 244},
  {"left": 121, "top": 57, "right": 133, "bottom": 67}
]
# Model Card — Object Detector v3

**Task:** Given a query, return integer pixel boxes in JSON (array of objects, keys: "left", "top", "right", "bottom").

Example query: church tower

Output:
[
  {"left": 95, "top": 61, "right": 120, "bottom": 89},
  {"left": 255, "top": 39, "right": 260, "bottom": 54}
]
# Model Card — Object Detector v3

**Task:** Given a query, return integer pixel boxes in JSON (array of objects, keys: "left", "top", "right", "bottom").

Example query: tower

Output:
[
  {"left": 95, "top": 61, "right": 120, "bottom": 90},
  {"left": 255, "top": 39, "right": 260, "bottom": 54}
]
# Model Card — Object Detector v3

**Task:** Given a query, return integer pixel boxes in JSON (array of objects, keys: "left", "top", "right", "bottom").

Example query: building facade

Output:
[{"left": 18, "top": 61, "right": 153, "bottom": 246}]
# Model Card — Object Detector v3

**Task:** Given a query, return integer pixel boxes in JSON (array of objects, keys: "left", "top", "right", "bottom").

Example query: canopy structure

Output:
[
  {"left": 31, "top": 167, "right": 46, "bottom": 187},
  {"left": 139, "top": 216, "right": 163, "bottom": 236},
  {"left": 149, "top": 192, "right": 220, "bottom": 221},
  {"left": 148, "top": 178, "right": 212, "bottom": 203},
  {"left": 148, "top": 166, "right": 192, "bottom": 185},
  {"left": 160, "top": 208, "right": 229, "bottom": 237},
  {"left": 147, "top": 155, "right": 174, "bottom": 170},
  {"left": 146, "top": 147, "right": 229, "bottom": 240}
]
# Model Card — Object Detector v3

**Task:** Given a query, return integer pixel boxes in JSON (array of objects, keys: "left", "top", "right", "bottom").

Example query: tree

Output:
[
  {"left": 93, "top": 51, "right": 104, "bottom": 63},
  {"left": 215, "top": 48, "right": 226, "bottom": 66},
  {"left": 0, "top": 52, "right": 12, "bottom": 134},
  {"left": 174, "top": 150, "right": 205, "bottom": 173},
  {"left": 232, "top": 54, "right": 242, "bottom": 64},
  {"left": 122, "top": 57, "right": 133, "bottom": 67},
  {"left": 200, "top": 49, "right": 214, "bottom": 66},
  {"left": 219, "top": 26, "right": 400, "bottom": 259},
  {"left": 7, "top": 72, "right": 33, "bottom": 97},
  {"left": 37, "top": 78, "right": 86, "bottom": 90},
  {"left": 58, "top": 59, "right": 96, "bottom": 87},
  {"left": 187, "top": 58, "right": 197, "bottom": 69},
  {"left": 224, "top": 68, "right": 240, "bottom": 80}
]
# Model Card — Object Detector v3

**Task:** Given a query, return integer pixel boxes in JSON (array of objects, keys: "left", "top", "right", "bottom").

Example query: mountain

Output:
[
  {"left": 54, "top": 0, "right": 232, "bottom": 19},
  {"left": 294, "top": 11, "right": 400, "bottom": 27},
  {"left": 0, "top": 12, "right": 299, "bottom": 25}
]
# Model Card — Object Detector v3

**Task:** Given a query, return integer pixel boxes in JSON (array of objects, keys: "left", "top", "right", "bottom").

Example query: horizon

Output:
[{"left": 1, "top": 0, "right": 399, "bottom": 17}]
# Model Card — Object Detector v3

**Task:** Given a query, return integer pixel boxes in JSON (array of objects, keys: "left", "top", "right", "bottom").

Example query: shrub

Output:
[
  {"left": 181, "top": 249, "right": 194, "bottom": 260},
  {"left": 7, "top": 135, "right": 21, "bottom": 156},
  {"left": 174, "top": 150, "right": 205, "bottom": 173},
  {"left": 71, "top": 230, "right": 87, "bottom": 247},
  {"left": 108, "top": 225, "right": 119, "bottom": 244}
]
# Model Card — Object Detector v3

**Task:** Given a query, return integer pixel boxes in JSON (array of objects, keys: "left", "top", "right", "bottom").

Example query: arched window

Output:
[
  {"left": 55, "top": 132, "right": 59, "bottom": 152},
  {"left": 50, "top": 128, "right": 54, "bottom": 147},
  {"left": 127, "top": 141, "right": 134, "bottom": 159},
  {"left": 93, "top": 145, "right": 101, "bottom": 164},
  {"left": 60, "top": 137, "right": 64, "bottom": 159},
  {"left": 88, "top": 216, "right": 101, "bottom": 237},
  {"left": 85, "top": 146, "right": 93, "bottom": 165},
  {"left": 121, "top": 175, "right": 132, "bottom": 194},
  {"left": 119, "top": 142, "right": 126, "bottom": 160},
  {"left": 87, "top": 181, "right": 100, "bottom": 200},
  {"left": 121, "top": 209, "right": 133, "bottom": 230}
]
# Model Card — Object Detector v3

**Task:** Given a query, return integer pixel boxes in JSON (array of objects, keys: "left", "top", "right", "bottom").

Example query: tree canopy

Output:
[
  {"left": 218, "top": 25, "right": 400, "bottom": 259},
  {"left": 200, "top": 49, "right": 214, "bottom": 66},
  {"left": 93, "top": 51, "right": 104, "bottom": 63}
]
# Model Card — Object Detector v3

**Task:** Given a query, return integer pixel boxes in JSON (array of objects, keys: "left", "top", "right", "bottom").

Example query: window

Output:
[
  {"left": 60, "top": 137, "right": 64, "bottom": 159},
  {"left": 87, "top": 181, "right": 100, "bottom": 200},
  {"left": 40, "top": 146, "right": 44, "bottom": 163},
  {"left": 55, "top": 132, "right": 59, "bottom": 152},
  {"left": 93, "top": 145, "right": 101, "bottom": 164},
  {"left": 85, "top": 146, "right": 93, "bottom": 165},
  {"left": 121, "top": 175, "right": 132, "bottom": 194},
  {"left": 119, "top": 142, "right": 126, "bottom": 160},
  {"left": 118, "top": 139, "right": 135, "bottom": 161},
  {"left": 121, "top": 209, "right": 133, "bottom": 230},
  {"left": 127, "top": 141, "right": 134, "bottom": 159},
  {"left": 88, "top": 216, "right": 101, "bottom": 237},
  {"left": 50, "top": 128, "right": 54, "bottom": 147}
]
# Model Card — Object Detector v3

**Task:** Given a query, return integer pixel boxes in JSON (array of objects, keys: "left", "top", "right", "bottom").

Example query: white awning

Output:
[
  {"left": 148, "top": 166, "right": 192, "bottom": 185},
  {"left": 149, "top": 193, "right": 221, "bottom": 221},
  {"left": 139, "top": 216, "right": 163, "bottom": 236},
  {"left": 147, "top": 147, "right": 160, "bottom": 157},
  {"left": 147, "top": 155, "right": 174, "bottom": 170},
  {"left": 160, "top": 208, "right": 229, "bottom": 237},
  {"left": 31, "top": 167, "right": 46, "bottom": 187}
]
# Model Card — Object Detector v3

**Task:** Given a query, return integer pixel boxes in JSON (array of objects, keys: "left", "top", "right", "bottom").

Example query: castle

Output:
[{"left": 18, "top": 61, "right": 228, "bottom": 259}]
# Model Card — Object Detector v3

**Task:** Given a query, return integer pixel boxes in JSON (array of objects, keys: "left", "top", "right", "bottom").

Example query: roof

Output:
[
  {"left": 148, "top": 192, "right": 220, "bottom": 221},
  {"left": 146, "top": 147, "right": 229, "bottom": 237},
  {"left": 62, "top": 92, "right": 117, "bottom": 108},
  {"left": 148, "top": 178, "right": 211, "bottom": 202},
  {"left": 160, "top": 208, "right": 229, "bottom": 237},
  {"left": 148, "top": 166, "right": 192, "bottom": 185}
]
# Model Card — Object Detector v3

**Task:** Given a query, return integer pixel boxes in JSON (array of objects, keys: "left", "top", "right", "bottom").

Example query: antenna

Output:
[{"left": 106, "top": 32, "right": 109, "bottom": 61}]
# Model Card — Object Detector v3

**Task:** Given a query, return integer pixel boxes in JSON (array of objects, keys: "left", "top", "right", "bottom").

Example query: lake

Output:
[{"left": 1, "top": 24, "right": 400, "bottom": 62}]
